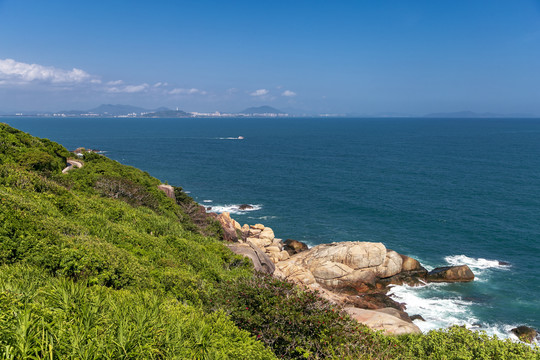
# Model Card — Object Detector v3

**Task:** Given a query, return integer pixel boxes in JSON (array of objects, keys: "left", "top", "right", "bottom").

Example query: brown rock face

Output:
[
  {"left": 157, "top": 184, "right": 176, "bottom": 200},
  {"left": 511, "top": 326, "right": 538, "bottom": 343},
  {"left": 217, "top": 212, "right": 240, "bottom": 242},
  {"left": 226, "top": 243, "right": 275, "bottom": 274},
  {"left": 283, "top": 239, "right": 309, "bottom": 255},
  {"left": 427, "top": 265, "right": 474, "bottom": 282}
]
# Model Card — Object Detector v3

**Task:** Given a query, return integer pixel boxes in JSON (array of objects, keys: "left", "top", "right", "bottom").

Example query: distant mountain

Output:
[
  {"left": 142, "top": 109, "right": 191, "bottom": 118},
  {"left": 240, "top": 106, "right": 284, "bottom": 114},
  {"left": 423, "top": 111, "right": 536, "bottom": 118}
]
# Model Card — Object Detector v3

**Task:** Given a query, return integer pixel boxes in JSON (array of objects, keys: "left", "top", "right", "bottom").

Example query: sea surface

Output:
[{"left": 4, "top": 117, "right": 540, "bottom": 341}]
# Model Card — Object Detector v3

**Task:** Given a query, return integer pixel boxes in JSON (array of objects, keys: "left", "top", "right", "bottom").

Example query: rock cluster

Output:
[
  {"left": 217, "top": 212, "right": 475, "bottom": 336},
  {"left": 216, "top": 213, "right": 291, "bottom": 263}
]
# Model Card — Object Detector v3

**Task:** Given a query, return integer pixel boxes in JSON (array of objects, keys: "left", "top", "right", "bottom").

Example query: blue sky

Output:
[{"left": 1, "top": 0, "right": 539, "bottom": 114}]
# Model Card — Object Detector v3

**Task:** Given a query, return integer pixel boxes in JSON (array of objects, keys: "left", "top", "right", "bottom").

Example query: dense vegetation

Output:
[{"left": 0, "top": 123, "right": 538, "bottom": 359}]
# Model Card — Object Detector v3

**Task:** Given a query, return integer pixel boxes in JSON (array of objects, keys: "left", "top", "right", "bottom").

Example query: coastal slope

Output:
[{"left": 0, "top": 123, "right": 538, "bottom": 359}]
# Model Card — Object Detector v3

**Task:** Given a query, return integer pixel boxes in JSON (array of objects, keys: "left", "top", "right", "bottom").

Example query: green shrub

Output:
[
  {"left": 210, "top": 273, "right": 402, "bottom": 359},
  {"left": 0, "top": 265, "right": 277, "bottom": 359},
  {"left": 398, "top": 326, "right": 540, "bottom": 360}
]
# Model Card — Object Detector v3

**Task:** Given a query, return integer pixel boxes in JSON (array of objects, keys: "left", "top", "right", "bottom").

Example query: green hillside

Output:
[{"left": 0, "top": 123, "right": 538, "bottom": 359}]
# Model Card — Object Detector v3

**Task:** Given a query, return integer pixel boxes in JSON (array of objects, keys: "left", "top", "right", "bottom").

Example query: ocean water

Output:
[{"left": 4, "top": 117, "right": 540, "bottom": 341}]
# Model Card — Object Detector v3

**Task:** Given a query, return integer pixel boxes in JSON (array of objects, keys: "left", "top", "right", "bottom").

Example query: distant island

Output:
[{"left": 0, "top": 104, "right": 537, "bottom": 118}]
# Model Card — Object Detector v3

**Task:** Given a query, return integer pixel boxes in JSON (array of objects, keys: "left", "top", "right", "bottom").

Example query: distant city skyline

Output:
[{"left": 1, "top": 0, "right": 540, "bottom": 115}]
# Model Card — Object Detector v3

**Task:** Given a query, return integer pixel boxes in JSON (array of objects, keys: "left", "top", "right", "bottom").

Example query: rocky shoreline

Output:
[
  {"left": 214, "top": 212, "right": 475, "bottom": 335},
  {"left": 154, "top": 184, "right": 539, "bottom": 342}
]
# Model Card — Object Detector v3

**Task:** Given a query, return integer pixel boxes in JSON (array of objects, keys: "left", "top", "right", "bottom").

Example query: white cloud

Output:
[
  {"left": 153, "top": 82, "right": 168, "bottom": 87},
  {"left": 107, "top": 80, "right": 124, "bottom": 86},
  {"left": 168, "top": 88, "right": 207, "bottom": 95},
  {"left": 0, "top": 58, "right": 95, "bottom": 84},
  {"left": 106, "top": 83, "right": 149, "bottom": 93},
  {"left": 282, "top": 90, "right": 296, "bottom": 97},
  {"left": 250, "top": 89, "right": 269, "bottom": 97}
]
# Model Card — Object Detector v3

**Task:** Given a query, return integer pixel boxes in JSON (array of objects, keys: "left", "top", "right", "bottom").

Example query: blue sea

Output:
[{"left": 5, "top": 117, "right": 540, "bottom": 341}]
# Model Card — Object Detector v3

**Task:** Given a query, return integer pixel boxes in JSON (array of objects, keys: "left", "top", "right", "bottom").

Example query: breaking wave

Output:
[{"left": 206, "top": 204, "right": 262, "bottom": 215}]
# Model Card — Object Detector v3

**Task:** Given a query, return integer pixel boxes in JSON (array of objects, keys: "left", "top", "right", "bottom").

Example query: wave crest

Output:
[
  {"left": 206, "top": 204, "right": 262, "bottom": 215},
  {"left": 445, "top": 255, "right": 511, "bottom": 270}
]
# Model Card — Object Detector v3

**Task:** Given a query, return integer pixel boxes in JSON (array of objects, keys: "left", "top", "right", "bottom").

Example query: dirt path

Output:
[{"left": 62, "top": 159, "right": 83, "bottom": 174}]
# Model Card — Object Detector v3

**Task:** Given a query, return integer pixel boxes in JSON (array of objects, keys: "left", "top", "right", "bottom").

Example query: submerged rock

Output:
[
  {"left": 410, "top": 314, "right": 426, "bottom": 322},
  {"left": 239, "top": 204, "right": 253, "bottom": 210},
  {"left": 511, "top": 326, "right": 538, "bottom": 343}
]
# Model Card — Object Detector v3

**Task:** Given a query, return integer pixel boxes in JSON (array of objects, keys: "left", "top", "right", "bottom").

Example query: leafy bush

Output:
[
  {"left": 398, "top": 326, "right": 540, "bottom": 360},
  {"left": 0, "top": 265, "right": 276, "bottom": 359},
  {"left": 210, "top": 273, "right": 403, "bottom": 359},
  {"left": 94, "top": 175, "right": 159, "bottom": 209}
]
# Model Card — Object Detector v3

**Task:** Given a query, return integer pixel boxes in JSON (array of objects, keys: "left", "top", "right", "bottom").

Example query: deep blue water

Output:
[{"left": 4, "top": 117, "right": 540, "bottom": 338}]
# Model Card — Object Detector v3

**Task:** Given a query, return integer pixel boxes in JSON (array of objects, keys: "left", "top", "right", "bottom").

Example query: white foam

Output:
[
  {"left": 444, "top": 255, "right": 510, "bottom": 281},
  {"left": 206, "top": 204, "right": 262, "bottom": 215},
  {"left": 256, "top": 215, "right": 278, "bottom": 220},
  {"left": 445, "top": 255, "right": 511, "bottom": 270},
  {"left": 202, "top": 200, "right": 213, "bottom": 203},
  {"left": 390, "top": 284, "right": 476, "bottom": 333},
  {"left": 390, "top": 283, "right": 535, "bottom": 344}
]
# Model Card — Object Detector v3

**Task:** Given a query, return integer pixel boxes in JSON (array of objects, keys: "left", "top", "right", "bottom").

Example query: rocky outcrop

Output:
[
  {"left": 216, "top": 213, "right": 476, "bottom": 336},
  {"left": 276, "top": 242, "right": 403, "bottom": 291},
  {"left": 343, "top": 307, "right": 421, "bottom": 335},
  {"left": 427, "top": 265, "right": 475, "bottom": 282},
  {"left": 226, "top": 243, "right": 275, "bottom": 274},
  {"left": 379, "top": 254, "right": 428, "bottom": 286},
  {"left": 216, "top": 212, "right": 242, "bottom": 242},
  {"left": 157, "top": 184, "right": 176, "bottom": 200},
  {"left": 511, "top": 326, "right": 538, "bottom": 343}
]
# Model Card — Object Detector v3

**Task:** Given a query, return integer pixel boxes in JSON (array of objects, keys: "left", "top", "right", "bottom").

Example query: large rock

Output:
[
  {"left": 217, "top": 212, "right": 240, "bottom": 242},
  {"left": 283, "top": 239, "right": 309, "bottom": 255},
  {"left": 374, "top": 307, "right": 413, "bottom": 322},
  {"left": 247, "top": 236, "right": 272, "bottom": 249},
  {"left": 343, "top": 307, "right": 421, "bottom": 335},
  {"left": 511, "top": 326, "right": 538, "bottom": 343},
  {"left": 427, "top": 265, "right": 474, "bottom": 282},
  {"left": 379, "top": 255, "right": 428, "bottom": 286},
  {"left": 259, "top": 227, "right": 275, "bottom": 241},
  {"left": 376, "top": 250, "right": 403, "bottom": 278},
  {"left": 400, "top": 254, "right": 425, "bottom": 272},
  {"left": 226, "top": 243, "right": 275, "bottom": 274},
  {"left": 280, "top": 242, "right": 390, "bottom": 290},
  {"left": 304, "top": 242, "right": 387, "bottom": 270},
  {"left": 157, "top": 184, "right": 176, "bottom": 200}
]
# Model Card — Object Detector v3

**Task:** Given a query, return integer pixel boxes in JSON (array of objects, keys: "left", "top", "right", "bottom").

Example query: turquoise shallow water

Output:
[{"left": 5, "top": 117, "right": 540, "bottom": 338}]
